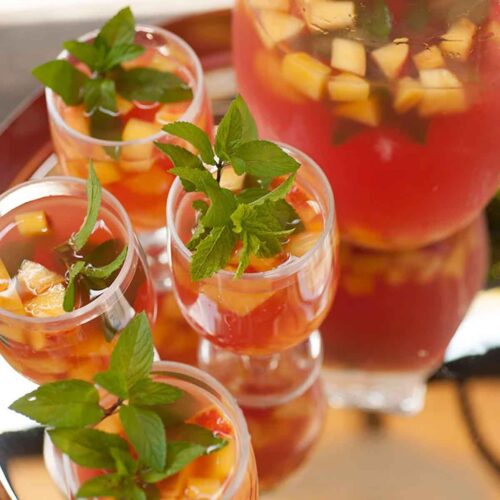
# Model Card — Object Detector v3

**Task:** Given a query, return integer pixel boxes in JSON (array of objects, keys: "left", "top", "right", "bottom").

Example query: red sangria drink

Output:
[
  {"left": 0, "top": 177, "right": 155, "bottom": 384},
  {"left": 242, "top": 376, "right": 326, "bottom": 491},
  {"left": 321, "top": 216, "right": 489, "bottom": 414},
  {"left": 233, "top": 0, "right": 500, "bottom": 249}
]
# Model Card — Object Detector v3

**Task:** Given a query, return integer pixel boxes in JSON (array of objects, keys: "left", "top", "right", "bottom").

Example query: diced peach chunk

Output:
[
  {"left": 116, "top": 95, "right": 134, "bottom": 115},
  {"left": 119, "top": 158, "right": 153, "bottom": 173},
  {"left": 0, "top": 325, "right": 25, "bottom": 344},
  {"left": 95, "top": 412, "right": 123, "bottom": 435},
  {"left": 412, "top": 45, "right": 445, "bottom": 71},
  {"left": 336, "top": 97, "right": 381, "bottom": 126},
  {"left": 0, "top": 286, "right": 25, "bottom": 316},
  {"left": 24, "top": 284, "right": 66, "bottom": 318},
  {"left": 0, "top": 260, "right": 10, "bottom": 292},
  {"left": 306, "top": 1, "right": 356, "bottom": 31},
  {"left": 257, "top": 11, "right": 305, "bottom": 48},
  {"left": 331, "top": 38, "right": 366, "bottom": 76},
  {"left": 286, "top": 231, "right": 321, "bottom": 257},
  {"left": 92, "top": 161, "right": 123, "bottom": 185},
  {"left": 195, "top": 440, "right": 235, "bottom": 480},
  {"left": 249, "top": 0, "right": 290, "bottom": 10},
  {"left": 148, "top": 53, "right": 179, "bottom": 73},
  {"left": 17, "top": 260, "right": 64, "bottom": 295},
  {"left": 120, "top": 118, "right": 161, "bottom": 163},
  {"left": 15, "top": 211, "right": 49, "bottom": 237},
  {"left": 394, "top": 77, "right": 424, "bottom": 114},
  {"left": 282, "top": 52, "right": 332, "bottom": 100},
  {"left": 440, "top": 17, "right": 477, "bottom": 62},
  {"left": 186, "top": 478, "right": 222, "bottom": 499},
  {"left": 486, "top": 20, "right": 500, "bottom": 42},
  {"left": 418, "top": 69, "right": 467, "bottom": 117},
  {"left": 371, "top": 42, "right": 409, "bottom": 80},
  {"left": 220, "top": 167, "right": 245, "bottom": 192},
  {"left": 156, "top": 102, "right": 190, "bottom": 124},
  {"left": 62, "top": 105, "right": 90, "bottom": 136},
  {"left": 328, "top": 73, "right": 370, "bottom": 102},
  {"left": 121, "top": 167, "right": 173, "bottom": 196}
]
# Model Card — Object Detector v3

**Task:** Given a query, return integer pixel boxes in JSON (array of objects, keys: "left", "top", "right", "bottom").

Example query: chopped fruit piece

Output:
[
  {"left": 336, "top": 98, "right": 381, "bottom": 126},
  {"left": 371, "top": 42, "right": 409, "bottom": 80},
  {"left": 331, "top": 38, "right": 366, "bottom": 77},
  {"left": 148, "top": 53, "right": 179, "bottom": 73},
  {"left": 92, "top": 161, "right": 123, "bottom": 186},
  {"left": 249, "top": 0, "right": 290, "bottom": 10},
  {"left": 121, "top": 167, "right": 174, "bottom": 196},
  {"left": 186, "top": 478, "right": 222, "bottom": 499},
  {"left": 24, "top": 284, "right": 66, "bottom": 318},
  {"left": 486, "top": 20, "right": 500, "bottom": 42},
  {"left": 419, "top": 69, "right": 467, "bottom": 116},
  {"left": 282, "top": 52, "right": 331, "bottom": 100},
  {"left": 286, "top": 231, "right": 321, "bottom": 257},
  {"left": 257, "top": 11, "right": 305, "bottom": 48},
  {"left": 306, "top": 1, "right": 355, "bottom": 31},
  {"left": 15, "top": 211, "right": 49, "bottom": 237},
  {"left": 0, "top": 260, "right": 10, "bottom": 292},
  {"left": 0, "top": 325, "right": 25, "bottom": 344},
  {"left": 116, "top": 95, "right": 134, "bottom": 115},
  {"left": 188, "top": 407, "right": 233, "bottom": 437},
  {"left": 95, "top": 412, "right": 123, "bottom": 435},
  {"left": 247, "top": 254, "right": 283, "bottom": 272},
  {"left": 328, "top": 73, "right": 370, "bottom": 102},
  {"left": 119, "top": 158, "right": 153, "bottom": 173},
  {"left": 62, "top": 105, "right": 90, "bottom": 136},
  {"left": 156, "top": 101, "right": 190, "bottom": 124},
  {"left": 412, "top": 45, "right": 445, "bottom": 71},
  {"left": 440, "top": 17, "right": 477, "bottom": 62},
  {"left": 121, "top": 118, "right": 162, "bottom": 161},
  {"left": 17, "top": 260, "right": 64, "bottom": 295},
  {"left": 193, "top": 440, "right": 235, "bottom": 480},
  {"left": 220, "top": 167, "right": 245, "bottom": 192},
  {"left": 394, "top": 77, "right": 424, "bottom": 114},
  {"left": 0, "top": 287, "right": 25, "bottom": 316}
]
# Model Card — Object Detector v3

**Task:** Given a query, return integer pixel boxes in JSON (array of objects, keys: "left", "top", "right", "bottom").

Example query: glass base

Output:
[
  {"left": 323, "top": 367, "right": 427, "bottom": 415},
  {"left": 139, "top": 228, "right": 171, "bottom": 292},
  {"left": 198, "top": 331, "right": 323, "bottom": 408}
]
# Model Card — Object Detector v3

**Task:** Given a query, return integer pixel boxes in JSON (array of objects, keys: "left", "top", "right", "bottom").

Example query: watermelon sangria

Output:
[
  {"left": 45, "top": 22, "right": 212, "bottom": 287},
  {"left": 233, "top": 0, "right": 500, "bottom": 250},
  {"left": 321, "top": 216, "right": 489, "bottom": 414},
  {"left": 0, "top": 177, "right": 155, "bottom": 384},
  {"left": 167, "top": 143, "right": 338, "bottom": 406},
  {"left": 44, "top": 361, "right": 258, "bottom": 500}
]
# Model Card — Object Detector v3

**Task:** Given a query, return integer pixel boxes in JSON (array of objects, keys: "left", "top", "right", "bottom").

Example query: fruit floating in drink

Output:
[
  {"left": 233, "top": 0, "right": 500, "bottom": 249},
  {"left": 0, "top": 175, "right": 155, "bottom": 384},
  {"left": 321, "top": 216, "right": 489, "bottom": 413},
  {"left": 37, "top": 7, "right": 212, "bottom": 233}
]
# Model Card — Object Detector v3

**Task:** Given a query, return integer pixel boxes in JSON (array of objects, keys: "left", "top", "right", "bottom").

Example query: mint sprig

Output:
[
  {"left": 9, "top": 312, "right": 228, "bottom": 499},
  {"left": 33, "top": 7, "right": 193, "bottom": 142},
  {"left": 155, "top": 95, "right": 302, "bottom": 280}
]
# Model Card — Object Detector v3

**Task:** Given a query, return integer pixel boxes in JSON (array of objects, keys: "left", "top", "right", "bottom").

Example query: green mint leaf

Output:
[
  {"left": 63, "top": 41, "right": 99, "bottom": 71},
  {"left": 128, "top": 379, "right": 182, "bottom": 406},
  {"left": 84, "top": 78, "right": 122, "bottom": 142},
  {"left": 141, "top": 442, "right": 205, "bottom": 483},
  {"left": 359, "top": 0, "right": 392, "bottom": 42},
  {"left": 119, "top": 405, "right": 166, "bottom": 472},
  {"left": 271, "top": 199, "right": 305, "bottom": 233},
  {"left": 231, "top": 141, "right": 300, "bottom": 178},
  {"left": 162, "top": 122, "right": 215, "bottom": 165},
  {"left": 63, "top": 260, "right": 85, "bottom": 312},
  {"left": 94, "top": 312, "right": 154, "bottom": 398},
  {"left": 215, "top": 99, "right": 243, "bottom": 161},
  {"left": 97, "top": 6, "right": 136, "bottom": 47},
  {"left": 235, "top": 232, "right": 253, "bottom": 279},
  {"left": 186, "top": 223, "right": 208, "bottom": 251},
  {"left": 248, "top": 174, "right": 296, "bottom": 206},
  {"left": 76, "top": 473, "right": 137, "bottom": 499},
  {"left": 9, "top": 380, "right": 103, "bottom": 428},
  {"left": 71, "top": 162, "right": 102, "bottom": 251},
  {"left": 115, "top": 68, "right": 193, "bottom": 103},
  {"left": 110, "top": 447, "right": 138, "bottom": 475},
  {"left": 48, "top": 428, "right": 129, "bottom": 469},
  {"left": 193, "top": 199, "right": 209, "bottom": 215},
  {"left": 103, "top": 43, "right": 145, "bottom": 70},
  {"left": 190, "top": 225, "right": 237, "bottom": 281},
  {"left": 32, "top": 60, "right": 88, "bottom": 106},
  {"left": 81, "top": 245, "right": 127, "bottom": 279},
  {"left": 168, "top": 423, "right": 228, "bottom": 451},
  {"left": 233, "top": 95, "right": 259, "bottom": 143}
]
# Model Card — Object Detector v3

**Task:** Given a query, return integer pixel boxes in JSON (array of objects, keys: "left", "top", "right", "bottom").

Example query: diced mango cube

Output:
[
  {"left": 393, "top": 77, "right": 424, "bottom": 114},
  {"left": 193, "top": 440, "right": 235, "bottom": 480},
  {"left": 257, "top": 11, "right": 305, "bottom": 48},
  {"left": 412, "top": 45, "right": 445, "bottom": 70},
  {"left": 328, "top": 73, "right": 370, "bottom": 102},
  {"left": 92, "top": 161, "right": 123, "bottom": 185},
  {"left": 119, "top": 158, "right": 153, "bottom": 173},
  {"left": 156, "top": 102, "right": 190, "bottom": 124},
  {"left": 306, "top": 1, "right": 356, "bottom": 31},
  {"left": 249, "top": 0, "right": 290, "bottom": 10},
  {"left": 0, "top": 287, "right": 25, "bottom": 316},
  {"left": 419, "top": 69, "right": 467, "bottom": 117},
  {"left": 24, "top": 284, "right": 66, "bottom": 318},
  {"left": 121, "top": 166, "right": 173, "bottom": 196},
  {"left": 95, "top": 412, "right": 123, "bottom": 435},
  {"left": 115, "top": 95, "right": 134, "bottom": 115},
  {"left": 17, "top": 260, "right": 64, "bottom": 295},
  {"left": 336, "top": 97, "right": 381, "bottom": 126},
  {"left": 121, "top": 118, "right": 161, "bottom": 162},
  {"left": 371, "top": 42, "right": 409, "bottom": 80},
  {"left": 0, "top": 259, "right": 11, "bottom": 292},
  {"left": 148, "top": 53, "right": 179, "bottom": 73},
  {"left": 186, "top": 478, "right": 222, "bottom": 498},
  {"left": 220, "top": 167, "right": 245, "bottom": 192},
  {"left": 331, "top": 38, "right": 366, "bottom": 76},
  {"left": 486, "top": 20, "right": 500, "bottom": 43},
  {"left": 440, "top": 17, "right": 477, "bottom": 62},
  {"left": 62, "top": 105, "right": 90, "bottom": 136},
  {"left": 282, "top": 52, "right": 332, "bottom": 100},
  {"left": 286, "top": 230, "right": 321, "bottom": 257},
  {"left": 15, "top": 211, "right": 49, "bottom": 237}
]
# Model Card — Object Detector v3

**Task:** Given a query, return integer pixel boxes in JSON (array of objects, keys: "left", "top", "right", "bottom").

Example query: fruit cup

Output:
[
  {"left": 0, "top": 177, "right": 156, "bottom": 384},
  {"left": 233, "top": 0, "right": 500, "bottom": 249}
]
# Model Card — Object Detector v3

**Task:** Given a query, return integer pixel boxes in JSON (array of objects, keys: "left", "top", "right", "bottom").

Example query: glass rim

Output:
[
  {"left": 0, "top": 176, "right": 137, "bottom": 328},
  {"left": 166, "top": 142, "right": 336, "bottom": 281},
  {"left": 45, "top": 24, "right": 206, "bottom": 147}
]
